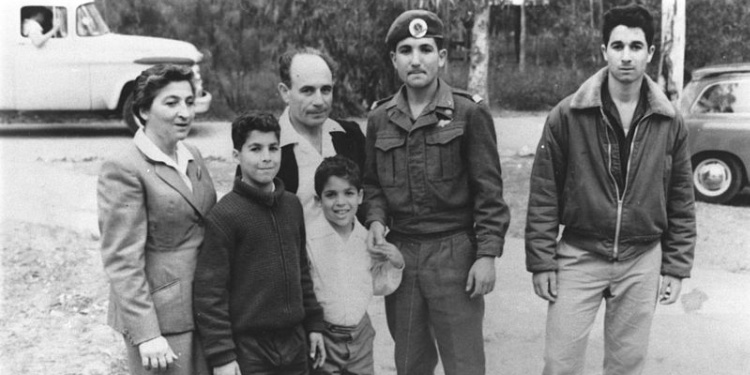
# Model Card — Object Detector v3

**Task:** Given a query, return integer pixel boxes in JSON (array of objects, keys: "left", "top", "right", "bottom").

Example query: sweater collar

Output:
[
  {"left": 569, "top": 67, "right": 675, "bottom": 118},
  {"left": 233, "top": 177, "right": 287, "bottom": 207}
]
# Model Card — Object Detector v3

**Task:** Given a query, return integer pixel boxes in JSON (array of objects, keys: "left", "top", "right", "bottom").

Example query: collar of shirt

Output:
[
  {"left": 279, "top": 106, "right": 343, "bottom": 225},
  {"left": 307, "top": 214, "right": 368, "bottom": 243},
  {"left": 278, "top": 106, "right": 344, "bottom": 149},
  {"left": 385, "top": 78, "right": 455, "bottom": 131},
  {"left": 600, "top": 75, "right": 650, "bottom": 133},
  {"left": 133, "top": 128, "right": 194, "bottom": 190},
  {"left": 387, "top": 79, "right": 455, "bottom": 114}
]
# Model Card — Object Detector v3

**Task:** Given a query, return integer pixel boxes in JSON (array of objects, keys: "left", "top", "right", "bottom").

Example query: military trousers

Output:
[{"left": 385, "top": 229, "right": 485, "bottom": 375}]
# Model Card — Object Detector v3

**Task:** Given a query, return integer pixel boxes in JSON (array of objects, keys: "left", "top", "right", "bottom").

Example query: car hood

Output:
[{"left": 93, "top": 33, "right": 203, "bottom": 63}]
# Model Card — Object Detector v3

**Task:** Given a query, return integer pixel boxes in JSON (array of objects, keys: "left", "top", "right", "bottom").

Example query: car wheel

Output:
[
  {"left": 692, "top": 154, "right": 743, "bottom": 204},
  {"left": 122, "top": 92, "right": 141, "bottom": 134}
]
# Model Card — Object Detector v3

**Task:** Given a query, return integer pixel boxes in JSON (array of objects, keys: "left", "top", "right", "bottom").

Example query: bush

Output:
[{"left": 490, "top": 64, "right": 594, "bottom": 111}]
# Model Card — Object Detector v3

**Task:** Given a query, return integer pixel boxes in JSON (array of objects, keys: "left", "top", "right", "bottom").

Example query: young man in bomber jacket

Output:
[{"left": 525, "top": 4, "right": 696, "bottom": 375}]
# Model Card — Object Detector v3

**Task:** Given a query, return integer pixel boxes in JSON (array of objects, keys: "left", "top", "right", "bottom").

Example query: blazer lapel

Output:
[{"left": 154, "top": 163, "right": 204, "bottom": 217}]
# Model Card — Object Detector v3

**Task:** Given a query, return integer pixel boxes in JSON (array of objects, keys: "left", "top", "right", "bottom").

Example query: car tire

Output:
[
  {"left": 692, "top": 154, "right": 743, "bottom": 204},
  {"left": 122, "top": 92, "right": 141, "bottom": 134}
]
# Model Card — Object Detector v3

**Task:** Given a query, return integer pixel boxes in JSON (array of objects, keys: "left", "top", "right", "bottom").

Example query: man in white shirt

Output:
[
  {"left": 275, "top": 48, "right": 366, "bottom": 225},
  {"left": 22, "top": 6, "right": 61, "bottom": 48}
]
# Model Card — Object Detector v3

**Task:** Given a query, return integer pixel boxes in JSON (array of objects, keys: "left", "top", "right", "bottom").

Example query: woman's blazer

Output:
[{"left": 97, "top": 142, "right": 217, "bottom": 346}]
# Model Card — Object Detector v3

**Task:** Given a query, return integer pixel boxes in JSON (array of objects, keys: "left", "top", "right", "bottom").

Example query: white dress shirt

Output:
[
  {"left": 279, "top": 107, "right": 342, "bottom": 226},
  {"left": 134, "top": 129, "right": 194, "bottom": 191},
  {"left": 306, "top": 216, "right": 403, "bottom": 326}
]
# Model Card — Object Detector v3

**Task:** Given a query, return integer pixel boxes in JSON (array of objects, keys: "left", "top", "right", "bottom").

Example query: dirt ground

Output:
[{"left": 1, "top": 119, "right": 749, "bottom": 374}]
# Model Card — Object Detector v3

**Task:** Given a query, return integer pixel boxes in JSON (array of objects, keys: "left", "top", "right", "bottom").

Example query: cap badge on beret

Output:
[{"left": 409, "top": 18, "right": 428, "bottom": 38}]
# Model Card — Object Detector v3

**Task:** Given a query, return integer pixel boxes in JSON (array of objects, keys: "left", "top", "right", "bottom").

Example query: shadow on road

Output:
[
  {"left": 727, "top": 188, "right": 750, "bottom": 207},
  {"left": 0, "top": 125, "right": 132, "bottom": 138}
]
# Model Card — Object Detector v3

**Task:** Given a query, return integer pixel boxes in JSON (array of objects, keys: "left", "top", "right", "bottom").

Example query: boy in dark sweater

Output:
[{"left": 194, "top": 112, "right": 326, "bottom": 375}]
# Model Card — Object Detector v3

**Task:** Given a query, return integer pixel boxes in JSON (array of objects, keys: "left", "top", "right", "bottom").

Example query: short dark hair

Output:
[
  {"left": 602, "top": 4, "right": 655, "bottom": 47},
  {"left": 231, "top": 111, "right": 280, "bottom": 150},
  {"left": 132, "top": 64, "right": 194, "bottom": 125},
  {"left": 314, "top": 155, "right": 362, "bottom": 196},
  {"left": 278, "top": 47, "right": 338, "bottom": 88},
  {"left": 22, "top": 6, "right": 47, "bottom": 20}
]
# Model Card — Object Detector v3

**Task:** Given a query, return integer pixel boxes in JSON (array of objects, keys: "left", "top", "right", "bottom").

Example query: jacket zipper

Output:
[
  {"left": 601, "top": 109, "right": 643, "bottom": 260},
  {"left": 270, "top": 209, "right": 292, "bottom": 314}
]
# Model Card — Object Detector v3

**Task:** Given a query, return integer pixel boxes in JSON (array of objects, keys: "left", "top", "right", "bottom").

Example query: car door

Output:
[{"left": 14, "top": 5, "right": 90, "bottom": 110}]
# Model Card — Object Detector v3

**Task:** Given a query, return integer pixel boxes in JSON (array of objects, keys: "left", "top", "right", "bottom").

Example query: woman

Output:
[{"left": 97, "top": 64, "right": 217, "bottom": 374}]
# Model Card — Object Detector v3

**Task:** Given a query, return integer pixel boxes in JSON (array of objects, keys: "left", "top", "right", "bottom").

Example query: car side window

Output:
[
  {"left": 694, "top": 81, "right": 750, "bottom": 114},
  {"left": 20, "top": 6, "right": 68, "bottom": 39}
]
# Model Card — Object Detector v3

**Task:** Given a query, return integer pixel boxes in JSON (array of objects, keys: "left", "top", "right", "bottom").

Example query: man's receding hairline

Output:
[{"left": 288, "top": 53, "right": 333, "bottom": 86}]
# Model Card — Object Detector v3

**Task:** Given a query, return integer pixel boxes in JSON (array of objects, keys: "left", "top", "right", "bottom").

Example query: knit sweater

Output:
[{"left": 193, "top": 177, "right": 324, "bottom": 367}]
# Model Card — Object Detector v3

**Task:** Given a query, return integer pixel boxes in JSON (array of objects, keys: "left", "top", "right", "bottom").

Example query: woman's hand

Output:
[{"left": 138, "top": 336, "right": 178, "bottom": 371}]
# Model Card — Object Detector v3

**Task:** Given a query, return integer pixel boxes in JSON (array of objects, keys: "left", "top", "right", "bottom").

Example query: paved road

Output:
[{"left": 1, "top": 118, "right": 748, "bottom": 374}]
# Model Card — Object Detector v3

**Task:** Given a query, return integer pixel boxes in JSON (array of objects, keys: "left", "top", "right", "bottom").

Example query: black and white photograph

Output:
[{"left": 1, "top": 0, "right": 749, "bottom": 374}]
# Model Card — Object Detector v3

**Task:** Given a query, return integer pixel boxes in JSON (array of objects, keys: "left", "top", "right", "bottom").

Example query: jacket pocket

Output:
[
  {"left": 425, "top": 125, "right": 464, "bottom": 181},
  {"left": 151, "top": 279, "right": 192, "bottom": 334},
  {"left": 374, "top": 133, "right": 407, "bottom": 187}
]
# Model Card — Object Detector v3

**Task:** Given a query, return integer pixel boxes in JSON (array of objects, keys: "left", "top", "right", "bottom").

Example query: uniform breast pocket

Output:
[
  {"left": 374, "top": 133, "right": 407, "bottom": 187},
  {"left": 425, "top": 125, "right": 464, "bottom": 181}
]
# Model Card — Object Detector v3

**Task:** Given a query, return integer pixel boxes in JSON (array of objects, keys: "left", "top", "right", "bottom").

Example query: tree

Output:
[
  {"left": 658, "top": 0, "right": 685, "bottom": 104},
  {"left": 519, "top": 1, "right": 526, "bottom": 72},
  {"left": 468, "top": 1, "right": 491, "bottom": 102}
]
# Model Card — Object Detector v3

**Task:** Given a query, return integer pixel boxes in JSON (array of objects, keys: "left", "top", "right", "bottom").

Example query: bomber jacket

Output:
[
  {"left": 193, "top": 178, "right": 324, "bottom": 367},
  {"left": 364, "top": 79, "right": 510, "bottom": 257},
  {"left": 525, "top": 68, "right": 696, "bottom": 278}
]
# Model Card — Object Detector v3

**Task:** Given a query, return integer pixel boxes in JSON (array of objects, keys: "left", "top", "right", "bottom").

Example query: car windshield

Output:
[{"left": 77, "top": 3, "right": 109, "bottom": 36}]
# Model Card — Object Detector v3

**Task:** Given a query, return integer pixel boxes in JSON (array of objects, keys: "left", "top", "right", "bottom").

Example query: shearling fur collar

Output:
[{"left": 569, "top": 68, "right": 676, "bottom": 118}]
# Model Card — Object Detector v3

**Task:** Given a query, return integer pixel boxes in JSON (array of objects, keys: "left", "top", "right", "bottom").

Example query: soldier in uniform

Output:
[{"left": 363, "top": 9, "right": 510, "bottom": 375}]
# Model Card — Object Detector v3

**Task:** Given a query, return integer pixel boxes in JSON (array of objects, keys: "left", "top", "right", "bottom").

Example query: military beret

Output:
[{"left": 385, "top": 9, "right": 444, "bottom": 49}]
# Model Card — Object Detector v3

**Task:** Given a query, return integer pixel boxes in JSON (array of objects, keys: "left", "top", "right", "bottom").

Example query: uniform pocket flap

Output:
[
  {"left": 426, "top": 126, "right": 464, "bottom": 145},
  {"left": 375, "top": 134, "right": 406, "bottom": 151}
]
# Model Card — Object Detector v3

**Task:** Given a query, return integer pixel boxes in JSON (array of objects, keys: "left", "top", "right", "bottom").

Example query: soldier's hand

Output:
[
  {"left": 466, "top": 257, "right": 496, "bottom": 298},
  {"left": 367, "top": 221, "right": 386, "bottom": 248}
]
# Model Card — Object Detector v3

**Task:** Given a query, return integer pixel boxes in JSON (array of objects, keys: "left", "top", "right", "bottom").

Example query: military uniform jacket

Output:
[{"left": 363, "top": 79, "right": 510, "bottom": 257}]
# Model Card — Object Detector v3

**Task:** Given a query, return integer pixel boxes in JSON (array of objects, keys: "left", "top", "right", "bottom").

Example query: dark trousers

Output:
[
  {"left": 385, "top": 230, "right": 486, "bottom": 375},
  {"left": 314, "top": 314, "right": 376, "bottom": 375},
  {"left": 236, "top": 324, "right": 309, "bottom": 375}
]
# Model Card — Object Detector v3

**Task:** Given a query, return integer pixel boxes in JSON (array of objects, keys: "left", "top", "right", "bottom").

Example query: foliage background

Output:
[{"left": 96, "top": 0, "right": 750, "bottom": 118}]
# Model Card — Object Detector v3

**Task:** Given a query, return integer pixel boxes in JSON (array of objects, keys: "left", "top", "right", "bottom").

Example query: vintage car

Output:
[
  {"left": 681, "top": 63, "right": 750, "bottom": 204},
  {"left": 0, "top": 0, "right": 211, "bottom": 132}
]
